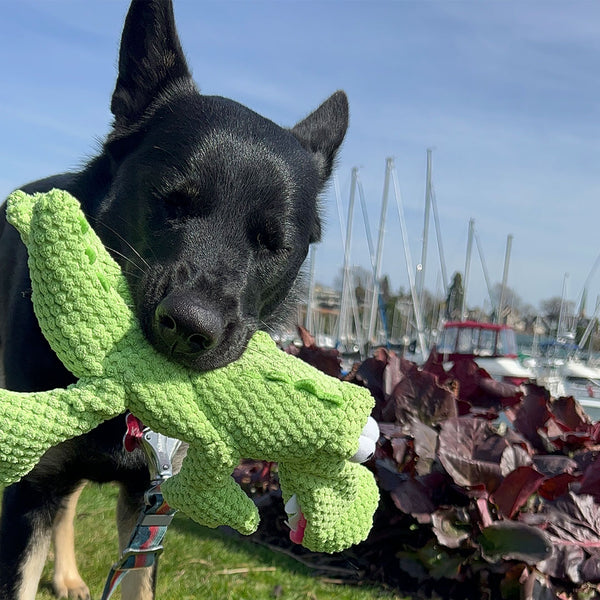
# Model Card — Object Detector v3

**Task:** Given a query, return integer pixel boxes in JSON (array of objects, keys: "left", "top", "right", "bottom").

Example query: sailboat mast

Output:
[
  {"left": 338, "top": 168, "right": 358, "bottom": 347},
  {"left": 474, "top": 229, "right": 496, "bottom": 314},
  {"left": 367, "top": 160, "right": 391, "bottom": 346},
  {"left": 356, "top": 172, "right": 376, "bottom": 339},
  {"left": 578, "top": 295, "right": 600, "bottom": 351},
  {"left": 430, "top": 175, "right": 448, "bottom": 298},
  {"left": 557, "top": 272, "right": 569, "bottom": 340},
  {"left": 461, "top": 219, "right": 475, "bottom": 320},
  {"left": 305, "top": 244, "right": 316, "bottom": 333},
  {"left": 498, "top": 234, "right": 513, "bottom": 324},
  {"left": 417, "top": 148, "right": 433, "bottom": 310}
]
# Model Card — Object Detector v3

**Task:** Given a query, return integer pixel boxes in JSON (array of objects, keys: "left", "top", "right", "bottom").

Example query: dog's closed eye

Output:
[
  {"left": 163, "top": 191, "right": 192, "bottom": 221},
  {"left": 163, "top": 188, "right": 215, "bottom": 221},
  {"left": 247, "top": 218, "right": 284, "bottom": 254}
]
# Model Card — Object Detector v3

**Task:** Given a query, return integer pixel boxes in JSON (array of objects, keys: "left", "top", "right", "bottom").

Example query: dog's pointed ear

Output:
[
  {"left": 111, "top": 0, "right": 192, "bottom": 127},
  {"left": 291, "top": 91, "right": 349, "bottom": 183}
]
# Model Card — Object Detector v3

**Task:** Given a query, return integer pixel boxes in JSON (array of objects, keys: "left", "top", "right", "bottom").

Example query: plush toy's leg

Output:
[
  {"left": 161, "top": 445, "right": 259, "bottom": 535},
  {"left": 278, "top": 461, "right": 379, "bottom": 553},
  {"left": 0, "top": 379, "right": 126, "bottom": 486}
]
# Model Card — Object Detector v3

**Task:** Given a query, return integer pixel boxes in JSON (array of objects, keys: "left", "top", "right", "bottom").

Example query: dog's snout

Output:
[{"left": 154, "top": 295, "right": 223, "bottom": 356}]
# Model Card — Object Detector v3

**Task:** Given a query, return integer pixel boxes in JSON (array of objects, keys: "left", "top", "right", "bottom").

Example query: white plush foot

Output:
[{"left": 350, "top": 416, "right": 379, "bottom": 463}]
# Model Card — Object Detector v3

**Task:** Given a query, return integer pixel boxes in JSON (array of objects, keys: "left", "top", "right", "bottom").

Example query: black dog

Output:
[{"left": 0, "top": 1, "right": 348, "bottom": 598}]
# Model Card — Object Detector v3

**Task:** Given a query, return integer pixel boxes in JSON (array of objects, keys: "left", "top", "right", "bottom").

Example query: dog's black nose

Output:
[{"left": 154, "top": 295, "right": 223, "bottom": 356}]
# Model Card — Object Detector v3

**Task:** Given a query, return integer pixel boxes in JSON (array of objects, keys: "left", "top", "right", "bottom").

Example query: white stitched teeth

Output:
[
  {"left": 349, "top": 416, "right": 379, "bottom": 463},
  {"left": 363, "top": 415, "right": 380, "bottom": 441},
  {"left": 284, "top": 494, "right": 302, "bottom": 529}
]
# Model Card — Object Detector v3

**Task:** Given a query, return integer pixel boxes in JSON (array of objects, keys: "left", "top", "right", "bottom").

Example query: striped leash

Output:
[{"left": 100, "top": 415, "right": 182, "bottom": 600}]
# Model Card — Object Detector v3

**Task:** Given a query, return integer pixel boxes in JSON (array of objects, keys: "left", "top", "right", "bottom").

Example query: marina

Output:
[{"left": 296, "top": 152, "right": 600, "bottom": 422}]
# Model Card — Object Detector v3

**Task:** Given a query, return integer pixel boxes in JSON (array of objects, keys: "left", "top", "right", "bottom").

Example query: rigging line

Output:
[
  {"left": 429, "top": 184, "right": 449, "bottom": 298},
  {"left": 333, "top": 174, "right": 347, "bottom": 248},
  {"left": 356, "top": 172, "right": 375, "bottom": 337},
  {"left": 356, "top": 172, "right": 376, "bottom": 270},
  {"left": 390, "top": 158, "right": 427, "bottom": 359},
  {"left": 576, "top": 249, "right": 600, "bottom": 313},
  {"left": 473, "top": 228, "right": 496, "bottom": 314}
]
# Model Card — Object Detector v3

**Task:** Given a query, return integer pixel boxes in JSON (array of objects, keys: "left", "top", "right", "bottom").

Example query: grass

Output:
[{"left": 32, "top": 483, "right": 407, "bottom": 600}]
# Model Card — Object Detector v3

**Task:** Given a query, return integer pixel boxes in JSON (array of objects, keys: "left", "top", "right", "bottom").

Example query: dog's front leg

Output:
[
  {"left": 51, "top": 481, "right": 90, "bottom": 600},
  {"left": 0, "top": 479, "right": 53, "bottom": 600}
]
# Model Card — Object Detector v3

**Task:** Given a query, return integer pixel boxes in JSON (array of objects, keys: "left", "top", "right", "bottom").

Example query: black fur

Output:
[{"left": 0, "top": 0, "right": 348, "bottom": 597}]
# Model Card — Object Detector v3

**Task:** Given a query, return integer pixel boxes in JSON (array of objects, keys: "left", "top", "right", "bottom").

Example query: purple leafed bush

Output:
[{"left": 234, "top": 328, "right": 600, "bottom": 600}]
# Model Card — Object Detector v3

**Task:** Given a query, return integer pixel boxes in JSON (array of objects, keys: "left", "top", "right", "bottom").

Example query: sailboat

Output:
[{"left": 525, "top": 277, "right": 600, "bottom": 420}]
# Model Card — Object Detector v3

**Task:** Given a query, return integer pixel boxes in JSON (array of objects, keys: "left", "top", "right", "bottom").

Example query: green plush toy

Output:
[{"left": 0, "top": 189, "right": 379, "bottom": 553}]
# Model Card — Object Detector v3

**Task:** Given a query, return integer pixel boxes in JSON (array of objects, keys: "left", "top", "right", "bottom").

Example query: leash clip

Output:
[
  {"left": 140, "top": 427, "right": 183, "bottom": 483},
  {"left": 124, "top": 412, "right": 183, "bottom": 483}
]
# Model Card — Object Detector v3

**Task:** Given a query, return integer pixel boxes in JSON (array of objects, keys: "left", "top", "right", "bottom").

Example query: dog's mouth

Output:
[
  {"left": 128, "top": 266, "right": 258, "bottom": 372},
  {"left": 148, "top": 308, "right": 253, "bottom": 373}
]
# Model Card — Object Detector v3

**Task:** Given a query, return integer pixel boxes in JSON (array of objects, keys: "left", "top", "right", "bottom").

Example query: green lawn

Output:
[{"left": 33, "top": 483, "right": 406, "bottom": 600}]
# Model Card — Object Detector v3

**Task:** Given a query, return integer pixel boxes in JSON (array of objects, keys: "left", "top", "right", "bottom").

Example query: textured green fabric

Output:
[{"left": 0, "top": 189, "right": 379, "bottom": 553}]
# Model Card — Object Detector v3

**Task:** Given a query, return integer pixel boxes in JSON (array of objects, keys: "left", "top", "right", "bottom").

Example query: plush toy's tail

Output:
[
  {"left": 5, "top": 190, "right": 36, "bottom": 243},
  {"left": 5, "top": 189, "right": 136, "bottom": 378}
]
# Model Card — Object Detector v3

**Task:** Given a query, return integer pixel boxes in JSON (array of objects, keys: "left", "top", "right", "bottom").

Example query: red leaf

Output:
[
  {"left": 538, "top": 473, "right": 579, "bottom": 501},
  {"left": 438, "top": 417, "right": 503, "bottom": 490},
  {"left": 551, "top": 396, "right": 591, "bottom": 431},
  {"left": 391, "top": 437, "right": 409, "bottom": 466},
  {"left": 422, "top": 346, "right": 447, "bottom": 381},
  {"left": 296, "top": 344, "right": 342, "bottom": 378},
  {"left": 578, "top": 459, "right": 600, "bottom": 502},
  {"left": 490, "top": 466, "right": 546, "bottom": 518},
  {"left": 354, "top": 356, "right": 388, "bottom": 418},
  {"left": 393, "top": 368, "right": 458, "bottom": 426},
  {"left": 513, "top": 385, "right": 552, "bottom": 450},
  {"left": 446, "top": 358, "right": 522, "bottom": 409},
  {"left": 390, "top": 478, "right": 435, "bottom": 515},
  {"left": 297, "top": 325, "right": 316, "bottom": 347},
  {"left": 533, "top": 455, "right": 578, "bottom": 477}
]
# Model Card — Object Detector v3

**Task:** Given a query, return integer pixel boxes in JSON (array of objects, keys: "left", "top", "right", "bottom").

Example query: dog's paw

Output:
[{"left": 52, "top": 574, "right": 90, "bottom": 600}]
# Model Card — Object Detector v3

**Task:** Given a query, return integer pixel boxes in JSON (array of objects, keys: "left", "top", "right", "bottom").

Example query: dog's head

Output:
[{"left": 94, "top": 0, "right": 348, "bottom": 371}]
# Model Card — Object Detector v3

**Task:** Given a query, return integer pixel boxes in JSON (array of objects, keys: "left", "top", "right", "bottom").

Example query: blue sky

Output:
[{"left": 2, "top": 1, "right": 600, "bottom": 314}]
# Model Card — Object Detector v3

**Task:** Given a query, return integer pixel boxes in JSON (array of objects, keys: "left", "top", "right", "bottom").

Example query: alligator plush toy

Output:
[{"left": 0, "top": 189, "right": 379, "bottom": 553}]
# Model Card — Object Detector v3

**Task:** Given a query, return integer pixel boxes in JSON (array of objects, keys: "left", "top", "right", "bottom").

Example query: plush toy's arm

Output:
[
  {"left": 278, "top": 460, "right": 379, "bottom": 553},
  {"left": 0, "top": 378, "right": 127, "bottom": 485},
  {"left": 5, "top": 189, "right": 136, "bottom": 378},
  {"left": 161, "top": 445, "right": 260, "bottom": 536}
]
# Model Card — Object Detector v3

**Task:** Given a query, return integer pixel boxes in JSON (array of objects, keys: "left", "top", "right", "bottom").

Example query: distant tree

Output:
[
  {"left": 333, "top": 265, "right": 371, "bottom": 294},
  {"left": 380, "top": 275, "right": 392, "bottom": 302},
  {"left": 540, "top": 296, "right": 575, "bottom": 334},
  {"left": 355, "top": 281, "right": 366, "bottom": 305},
  {"left": 445, "top": 272, "right": 464, "bottom": 321},
  {"left": 490, "top": 282, "right": 525, "bottom": 323},
  {"left": 519, "top": 303, "right": 538, "bottom": 323},
  {"left": 540, "top": 297, "right": 562, "bottom": 324}
]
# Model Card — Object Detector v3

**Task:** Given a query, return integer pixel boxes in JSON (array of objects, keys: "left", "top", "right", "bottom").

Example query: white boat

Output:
[
  {"left": 436, "top": 321, "right": 534, "bottom": 384},
  {"left": 524, "top": 340, "right": 600, "bottom": 420},
  {"left": 562, "top": 359, "right": 600, "bottom": 421}
]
